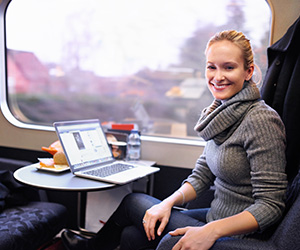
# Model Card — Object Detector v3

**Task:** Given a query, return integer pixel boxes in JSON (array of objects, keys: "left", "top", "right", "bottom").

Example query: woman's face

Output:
[{"left": 205, "top": 40, "right": 254, "bottom": 100}]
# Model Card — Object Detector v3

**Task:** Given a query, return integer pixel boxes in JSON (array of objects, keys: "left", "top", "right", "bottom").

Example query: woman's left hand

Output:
[{"left": 169, "top": 224, "right": 217, "bottom": 250}]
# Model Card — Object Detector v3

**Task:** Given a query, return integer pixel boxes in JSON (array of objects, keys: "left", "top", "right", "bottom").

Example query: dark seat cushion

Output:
[
  {"left": 0, "top": 201, "right": 67, "bottom": 250},
  {"left": 0, "top": 169, "right": 40, "bottom": 212}
]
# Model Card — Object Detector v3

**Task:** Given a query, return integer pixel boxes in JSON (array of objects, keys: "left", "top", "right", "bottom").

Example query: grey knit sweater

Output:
[{"left": 185, "top": 82, "right": 287, "bottom": 233}]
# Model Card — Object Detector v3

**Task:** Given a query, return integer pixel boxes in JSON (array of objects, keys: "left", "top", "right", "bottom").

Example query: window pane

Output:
[{"left": 5, "top": 0, "right": 270, "bottom": 138}]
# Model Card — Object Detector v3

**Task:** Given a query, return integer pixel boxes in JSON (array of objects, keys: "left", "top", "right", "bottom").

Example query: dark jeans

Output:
[{"left": 91, "top": 193, "right": 208, "bottom": 250}]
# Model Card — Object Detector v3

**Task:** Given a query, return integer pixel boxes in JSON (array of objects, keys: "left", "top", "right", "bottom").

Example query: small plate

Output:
[{"left": 36, "top": 164, "right": 70, "bottom": 173}]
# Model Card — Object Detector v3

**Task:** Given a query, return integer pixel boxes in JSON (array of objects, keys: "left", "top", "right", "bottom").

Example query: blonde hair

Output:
[{"left": 206, "top": 30, "right": 254, "bottom": 71}]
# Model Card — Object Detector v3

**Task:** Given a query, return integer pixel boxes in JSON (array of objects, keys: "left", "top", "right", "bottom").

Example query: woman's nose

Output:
[{"left": 213, "top": 70, "right": 225, "bottom": 82}]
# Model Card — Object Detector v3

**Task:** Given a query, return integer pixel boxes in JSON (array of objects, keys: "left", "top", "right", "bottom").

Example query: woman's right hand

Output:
[
  {"left": 142, "top": 200, "right": 173, "bottom": 241},
  {"left": 142, "top": 183, "right": 197, "bottom": 241}
]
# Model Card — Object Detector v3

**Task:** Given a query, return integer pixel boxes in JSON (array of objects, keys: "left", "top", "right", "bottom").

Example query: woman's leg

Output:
[
  {"left": 156, "top": 234, "right": 182, "bottom": 250},
  {"left": 155, "top": 209, "right": 209, "bottom": 250},
  {"left": 109, "top": 194, "right": 207, "bottom": 250},
  {"left": 120, "top": 225, "right": 159, "bottom": 250},
  {"left": 90, "top": 192, "right": 162, "bottom": 249},
  {"left": 62, "top": 193, "right": 209, "bottom": 250},
  {"left": 180, "top": 208, "right": 209, "bottom": 222},
  {"left": 61, "top": 193, "right": 160, "bottom": 250},
  {"left": 118, "top": 213, "right": 206, "bottom": 250}
]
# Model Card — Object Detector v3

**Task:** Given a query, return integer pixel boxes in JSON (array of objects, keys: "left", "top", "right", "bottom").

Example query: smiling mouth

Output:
[{"left": 210, "top": 82, "right": 232, "bottom": 90}]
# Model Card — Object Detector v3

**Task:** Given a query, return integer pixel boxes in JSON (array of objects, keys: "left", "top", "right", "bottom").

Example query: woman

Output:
[{"left": 61, "top": 30, "right": 287, "bottom": 250}]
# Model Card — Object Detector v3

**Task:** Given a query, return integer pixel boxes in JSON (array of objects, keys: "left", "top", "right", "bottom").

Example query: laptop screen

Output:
[{"left": 54, "top": 120, "right": 114, "bottom": 171}]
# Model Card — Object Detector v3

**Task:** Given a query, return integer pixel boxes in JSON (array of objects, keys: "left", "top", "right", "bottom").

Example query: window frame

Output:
[{"left": 0, "top": 0, "right": 275, "bottom": 169}]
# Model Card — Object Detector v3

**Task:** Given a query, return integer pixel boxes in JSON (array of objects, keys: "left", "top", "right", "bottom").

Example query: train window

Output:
[{"left": 5, "top": 0, "right": 271, "bottom": 138}]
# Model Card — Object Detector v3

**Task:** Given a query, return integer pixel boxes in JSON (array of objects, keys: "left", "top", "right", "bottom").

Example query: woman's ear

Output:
[{"left": 245, "top": 65, "right": 254, "bottom": 81}]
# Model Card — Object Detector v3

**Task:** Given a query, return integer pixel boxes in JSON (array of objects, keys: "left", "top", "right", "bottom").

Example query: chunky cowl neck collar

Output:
[{"left": 194, "top": 82, "right": 261, "bottom": 145}]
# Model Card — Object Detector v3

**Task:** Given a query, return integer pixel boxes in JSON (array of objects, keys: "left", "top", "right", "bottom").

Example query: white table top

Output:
[
  {"left": 14, "top": 160, "right": 156, "bottom": 192},
  {"left": 14, "top": 163, "right": 116, "bottom": 191}
]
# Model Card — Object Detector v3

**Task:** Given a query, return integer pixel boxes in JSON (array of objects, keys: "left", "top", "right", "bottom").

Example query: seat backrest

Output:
[
  {"left": 270, "top": 169, "right": 300, "bottom": 249},
  {"left": 260, "top": 15, "right": 300, "bottom": 183},
  {"left": 259, "top": 15, "right": 300, "bottom": 249}
]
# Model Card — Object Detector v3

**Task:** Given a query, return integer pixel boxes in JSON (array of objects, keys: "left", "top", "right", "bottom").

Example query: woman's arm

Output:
[
  {"left": 164, "top": 182, "right": 197, "bottom": 207},
  {"left": 170, "top": 210, "right": 259, "bottom": 250},
  {"left": 210, "top": 210, "right": 259, "bottom": 237}
]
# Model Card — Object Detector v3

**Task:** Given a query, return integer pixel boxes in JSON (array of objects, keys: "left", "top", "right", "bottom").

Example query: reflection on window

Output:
[{"left": 5, "top": 0, "right": 270, "bottom": 138}]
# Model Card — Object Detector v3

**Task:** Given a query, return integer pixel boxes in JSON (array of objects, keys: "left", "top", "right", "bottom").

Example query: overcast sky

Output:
[{"left": 6, "top": 0, "right": 270, "bottom": 76}]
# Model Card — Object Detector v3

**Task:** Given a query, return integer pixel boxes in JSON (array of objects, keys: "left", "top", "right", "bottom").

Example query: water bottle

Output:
[{"left": 126, "top": 129, "right": 141, "bottom": 161}]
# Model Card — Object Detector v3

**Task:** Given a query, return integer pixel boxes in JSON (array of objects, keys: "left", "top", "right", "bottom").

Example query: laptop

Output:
[{"left": 54, "top": 119, "right": 159, "bottom": 184}]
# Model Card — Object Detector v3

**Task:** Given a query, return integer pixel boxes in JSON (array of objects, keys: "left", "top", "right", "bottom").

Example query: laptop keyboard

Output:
[{"left": 83, "top": 163, "right": 135, "bottom": 178}]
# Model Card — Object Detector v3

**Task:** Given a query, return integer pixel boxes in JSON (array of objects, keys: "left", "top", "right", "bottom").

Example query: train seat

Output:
[
  {"left": 0, "top": 159, "right": 67, "bottom": 250},
  {"left": 0, "top": 201, "right": 67, "bottom": 250}
]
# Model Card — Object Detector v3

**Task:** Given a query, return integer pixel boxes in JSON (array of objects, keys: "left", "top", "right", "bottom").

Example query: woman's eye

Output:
[
  {"left": 207, "top": 65, "right": 215, "bottom": 70},
  {"left": 226, "top": 66, "right": 234, "bottom": 70}
]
